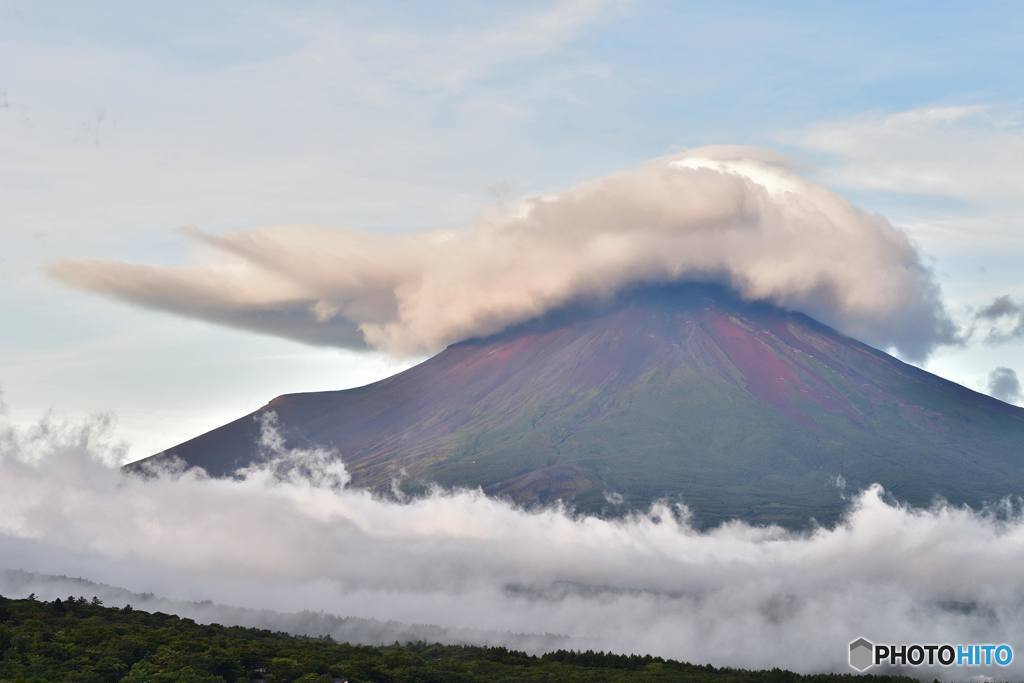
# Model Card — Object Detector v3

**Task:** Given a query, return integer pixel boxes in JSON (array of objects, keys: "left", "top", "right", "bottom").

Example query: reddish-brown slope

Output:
[{"left": 129, "top": 284, "right": 1024, "bottom": 527}]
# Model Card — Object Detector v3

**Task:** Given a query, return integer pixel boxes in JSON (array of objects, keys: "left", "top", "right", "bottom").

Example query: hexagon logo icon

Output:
[{"left": 849, "top": 637, "right": 875, "bottom": 671}]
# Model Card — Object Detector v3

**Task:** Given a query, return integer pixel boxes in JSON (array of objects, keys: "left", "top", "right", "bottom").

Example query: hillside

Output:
[
  {"left": 0, "top": 595, "right": 915, "bottom": 682},
  {"left": 131, "top": 284, "right": 1024, "bottom": 527}
]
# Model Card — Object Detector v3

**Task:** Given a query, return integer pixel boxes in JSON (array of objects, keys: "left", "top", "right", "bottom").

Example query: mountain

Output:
[{"left": 129, "top": 284, "right": 1024, "bottom": 527}]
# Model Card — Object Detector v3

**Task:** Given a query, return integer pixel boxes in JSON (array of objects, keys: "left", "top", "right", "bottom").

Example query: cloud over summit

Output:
[{"left": 51, "top": 146, "right": 956, "bottom": 360}]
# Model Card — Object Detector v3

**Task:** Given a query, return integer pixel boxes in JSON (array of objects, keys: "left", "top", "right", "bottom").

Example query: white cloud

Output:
[
  {"left": 788, "top": 103, "right": 1024, "bottom": 387},
  {"left": 394, "top": 0, "right": 626, "bottom": 90},
  {"left": 0, "top": 1, "right": 628, "bottom": 459},
  {"left": 51, "top": 146, "right": 956, "bottom": 360},
  {"left": 4, "top": 407, "right": 1024, "bottom": 678},
  {"left": 795, "top": 104, "right": 1024, "bottom": 205}
]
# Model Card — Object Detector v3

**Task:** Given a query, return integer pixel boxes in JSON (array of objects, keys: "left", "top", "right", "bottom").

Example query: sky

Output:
[{"left": 3, "top": 0, "right": 1024, "bottom": 461}]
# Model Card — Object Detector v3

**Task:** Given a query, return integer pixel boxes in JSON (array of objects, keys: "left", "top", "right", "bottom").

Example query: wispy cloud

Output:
[
  {"left": 394, "top": 0, "right": 626, "bottom": 90},
  {"left": 0, "top": 568, "right": 570, "bottom": 653},
  {"left": 794, "top": 104, "right": 1024, "bottom": 205}
]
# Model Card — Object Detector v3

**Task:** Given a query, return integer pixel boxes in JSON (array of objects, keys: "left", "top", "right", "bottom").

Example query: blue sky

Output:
[{"left": 3, "top": 0, "right": 1024, "bottom": 459}]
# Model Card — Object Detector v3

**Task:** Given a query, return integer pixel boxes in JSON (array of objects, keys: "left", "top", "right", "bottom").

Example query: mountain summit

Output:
[{"left": 131, "top": 284, "right": 1024, "bottom": 527}]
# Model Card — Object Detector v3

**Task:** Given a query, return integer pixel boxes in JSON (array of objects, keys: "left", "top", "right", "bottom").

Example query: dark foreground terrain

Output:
[{"left": 0, "top": 595, "right": 914, "bottom": 682}]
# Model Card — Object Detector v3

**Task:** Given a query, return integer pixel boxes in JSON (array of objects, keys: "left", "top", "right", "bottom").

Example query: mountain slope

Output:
[{"left": 131, "top": 284, "right": 1024, "bottom": 527}]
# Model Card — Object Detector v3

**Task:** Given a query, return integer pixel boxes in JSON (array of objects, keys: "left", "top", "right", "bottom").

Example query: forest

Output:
[{"left": 0, "top": 594, "right": 915, "bottom": 682}]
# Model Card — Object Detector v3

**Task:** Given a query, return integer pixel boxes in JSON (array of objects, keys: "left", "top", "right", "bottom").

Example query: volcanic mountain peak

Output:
[{"left": 133, "top": 284, "right": 1024, "bottom": 527}]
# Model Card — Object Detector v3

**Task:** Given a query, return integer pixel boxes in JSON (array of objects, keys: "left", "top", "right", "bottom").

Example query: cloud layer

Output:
[
  {"left": 4, "top": 406, "right": 1024, "bottom": 679},
  {"left": 51, "top": 146, "right": 955, "bottom": 360},
  {"left": 0, "top": 568, "right": 570, "bottom": 654}
]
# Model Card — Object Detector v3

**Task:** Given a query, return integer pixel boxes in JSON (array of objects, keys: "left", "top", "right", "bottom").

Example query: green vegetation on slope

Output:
[
  {"left": 0, "top": 594, "right": 914, "bottom": 682},
  {"left": 142, "top": 286, "right": 1024, "bottom": 530}
]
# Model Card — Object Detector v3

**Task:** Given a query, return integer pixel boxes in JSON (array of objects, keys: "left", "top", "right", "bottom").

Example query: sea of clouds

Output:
[{"left": 2, "top": 399, "right": 1023, "bottom": 680}]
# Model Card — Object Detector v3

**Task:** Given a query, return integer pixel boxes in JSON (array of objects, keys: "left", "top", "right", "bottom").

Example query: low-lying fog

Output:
[{"left": 2, "top": 403, "right": 1022, "bottom": 680}]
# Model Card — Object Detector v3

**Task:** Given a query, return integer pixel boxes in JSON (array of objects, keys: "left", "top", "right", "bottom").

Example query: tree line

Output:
[{"left": 0, "top": 594, "right": 916, "bottom": 682}]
